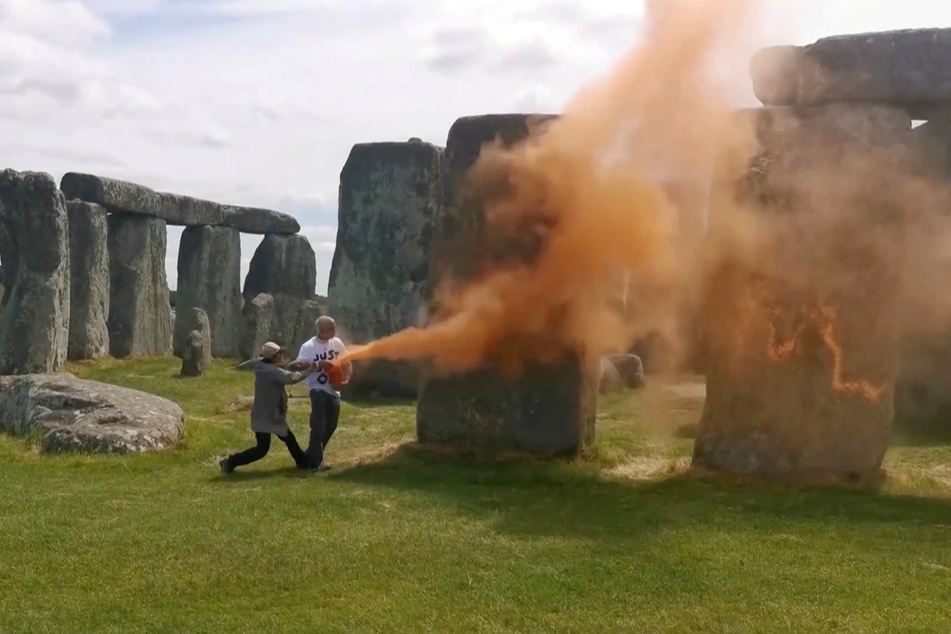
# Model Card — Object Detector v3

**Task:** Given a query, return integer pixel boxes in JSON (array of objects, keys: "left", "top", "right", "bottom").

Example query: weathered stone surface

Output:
[
  {"left": 60, "top": 172, "right": 300, "bottom": 234},
  {"left": 107, "top": 214, "right": 173, "bottom": 358},
  {"left": 242, "top": 234, "right": 316, "bottom": 351},
  {"left": 174, "top": 226, "right": 241, "bottom": 358},
  {"left": 599, "top": 357, "right": 622, "bottom": 395},
  {"left": 894, "top": 110, "right": 951, "bottom": 420},
  {"left": 0, "top": 170, "right": 70, "bottom": 374},
  {"left": 429, "top": 114, "right": 559, "bottom": 285},
  {"left": 416, "top": 113, "right": 598, "bottom": 455},
  {"left": 751, "top": 29, "right": 951, "bottom": 117},
  {"left": 67, "top": 201, "right": 110, "bottom": 360},
  {"left": 0, "top": 221, "right": 14, "bottom": 310},
  {"left": 607, "top": 354, "right": 645, "bottom": 389},
  {"left": 693, "top": 105, "right": 909, "bottom": 480},
  {"left": 181, "top": 329, "right": 209, "bottom": 377},
  {"left": 222, "top": 206, "right": 299, "bottom": 234},
  {"left": 177, "top": 306, "right": 212, "bottom": 369},
  {"left": 238, "top": 292, "right": 274, "bottom": 361},
  {"left": 418, "top": 354, "right": 600, "bottom": 455},
  {"left": 0, "top": 373, "right": 185, "bottom": 453},
  {"left": 290, "top": 299, "right": 323, "bottom": 359},
  {"left": 328, "top": 141, "right": 442, "bottom": 397}
]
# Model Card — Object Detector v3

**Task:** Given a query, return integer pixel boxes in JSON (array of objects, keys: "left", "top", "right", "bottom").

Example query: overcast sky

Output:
[{"left": 3, "top": 0, "right": 951, "bottom": 294}]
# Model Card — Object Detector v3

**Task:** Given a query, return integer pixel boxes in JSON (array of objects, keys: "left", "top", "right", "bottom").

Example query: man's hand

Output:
[{"left": 288, "top": 360, "right": 311, "bottom": 372}]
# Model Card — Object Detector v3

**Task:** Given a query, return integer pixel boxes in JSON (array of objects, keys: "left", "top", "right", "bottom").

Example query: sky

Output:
[{"left": 2, "top": 0, "right": 951, "bottom": 295}]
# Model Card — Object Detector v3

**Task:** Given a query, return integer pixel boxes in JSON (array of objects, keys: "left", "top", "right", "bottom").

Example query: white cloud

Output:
[{"left": 4, "top": 0, "right": 951, "bottom": 302}]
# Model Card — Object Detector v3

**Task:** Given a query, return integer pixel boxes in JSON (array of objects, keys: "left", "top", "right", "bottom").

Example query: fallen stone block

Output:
[{"left": 0, "top": 373, "right": 185, "bottom": 453}]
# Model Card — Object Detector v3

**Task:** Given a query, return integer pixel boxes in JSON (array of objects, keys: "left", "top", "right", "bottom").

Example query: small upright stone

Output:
[
  {"left": 0, "top": 169, "right": 70, "bottom": 374},
  {"left": 67, "top": 201, "right": 110, "bottom": 360},
  {"left": 107, "top": 214, "right": 173, "bottom": 358},
  {"left": 177, "top": 306, "right": 212, "bottom": 368},
  {"left": 599, "top": 358, "right": 622, "bottom": 394},
  {"left": 607, "top": 354, "right": 645, "bottom": 389},
  {"left": 181, "top": 330, "right": 209, "bottom": 377}
]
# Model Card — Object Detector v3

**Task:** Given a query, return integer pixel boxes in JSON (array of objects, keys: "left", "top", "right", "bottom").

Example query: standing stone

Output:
[
  {"left": 0, "top": 170, "right": 70, "bottom": 374},
  {"left": 599, "top": 357, "right": 622, "bottom": 394},
  {"left": 894, "top": 109, "right": 951, "bottom": 421},
  {"left": 67, "top": 201, "right": 110, "bottom": 360},
  {"left": 0, "top": 219, "right": 17, "bottom": 311},
  {"left": 290, "top": 299, "right": 323, "bottom": 360},
  {"left": 242, "top": 234, "right": 316, "bottom": 351},
  {"left": 181, "top": 330, "right": 208, "bottom": 377},
  {"left": 328, "top": 141, "right": 443, "bottom": 397},
  {"left": 750, "top": 29, "right": 951, "bottom": 118},
  {"left": 693, "top": 105, "right": 911, "bottom": 481},
  {"left": 176, "top": 306, "right": 212, "bottom": 369},
  {"left": 607, "top": 354, "right": 645, "bottom": 389},
  {"left": 174, "top": 226, "right": 241, "bottom": 358},
  {"left": 239, "top": 292, "right": 274, "bottom": 361},
  {"left": 416, "top": 114, "right": 599, "bottom": 456},
  {"left": 180, "top": 309, "right": 211, "bottom": 378},
  {"left": 107, "top": 214, "right": 173, "bottom": 358}
]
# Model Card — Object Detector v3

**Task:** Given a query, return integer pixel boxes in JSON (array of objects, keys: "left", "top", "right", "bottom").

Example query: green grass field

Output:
[{"left": 1, "top": 358, "right": 950, "bottom": 633}]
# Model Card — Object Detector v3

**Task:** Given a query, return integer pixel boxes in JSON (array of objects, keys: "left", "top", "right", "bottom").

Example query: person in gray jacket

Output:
[{"left": 219, "top": 342, "right": 314, "bottom": 474}]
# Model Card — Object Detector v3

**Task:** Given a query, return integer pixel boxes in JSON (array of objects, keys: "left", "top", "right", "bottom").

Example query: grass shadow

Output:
[
  {"left": 211, "top": 465, "right": 316, "bottom": 483},
  {"left": 331, "top": 444, "right": 951, "bottom": 542}
]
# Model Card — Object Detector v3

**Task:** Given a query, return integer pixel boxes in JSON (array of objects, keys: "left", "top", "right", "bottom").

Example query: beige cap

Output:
[{"left": 260, "top": 342, "right": 284, "bottom": 359}]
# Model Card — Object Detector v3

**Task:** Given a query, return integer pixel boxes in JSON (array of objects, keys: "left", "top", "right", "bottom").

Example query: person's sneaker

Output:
[
  {"left": 316, "top": 463, "right": 332, "bottom": 472},
  {"left": 219, "top": 457, "right": 234, "bottom": 474}
]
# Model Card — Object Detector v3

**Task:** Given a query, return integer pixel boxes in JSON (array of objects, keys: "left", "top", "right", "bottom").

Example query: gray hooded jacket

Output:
[{"left": 250, "top": 360, "right": 310, "bottom": 435}]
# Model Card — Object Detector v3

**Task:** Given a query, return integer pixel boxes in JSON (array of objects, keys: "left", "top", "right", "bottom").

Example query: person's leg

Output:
[
  {"left": 277, "top": 429, "right": 309, "bottom": 468},
  {"left": 321, "top": 394, "right": 341, "bottom": 453},
  {"left": 222, "top": 433, "right": 271, "bottom": 472},
  {"left": 305, "top": 390, "right": 327, "bottom": 468}
]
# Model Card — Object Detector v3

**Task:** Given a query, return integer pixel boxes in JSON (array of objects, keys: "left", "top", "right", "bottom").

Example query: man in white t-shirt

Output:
[{"left": 294, "top": 315, "right": 351, "bottom": 471}]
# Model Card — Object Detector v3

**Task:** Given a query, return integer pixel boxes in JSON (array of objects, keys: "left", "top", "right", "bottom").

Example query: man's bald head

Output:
[{"left": 315, "top": 316, "right": 336, "bottom": 340}]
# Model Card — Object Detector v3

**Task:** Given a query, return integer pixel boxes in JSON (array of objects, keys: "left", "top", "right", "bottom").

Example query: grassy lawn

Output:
[{"left": 1, "top": 358, "right": 950, "bottom": 633}]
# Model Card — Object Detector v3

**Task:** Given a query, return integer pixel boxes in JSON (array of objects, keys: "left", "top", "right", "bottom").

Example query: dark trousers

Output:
[
  {"left": 229, "top": 431, "right": 308, "bottom": 469},
  {"left": 305, "top": 390, "right": 340, "bottom": 467}
]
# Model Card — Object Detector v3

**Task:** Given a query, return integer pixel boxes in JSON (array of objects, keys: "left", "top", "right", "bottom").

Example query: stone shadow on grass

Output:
[
  {"left": 331, "top": 444, "right": 951, "bottom": 541},
  {"left": 890, "top": 415, "right": 951, "bottom": 448}
]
